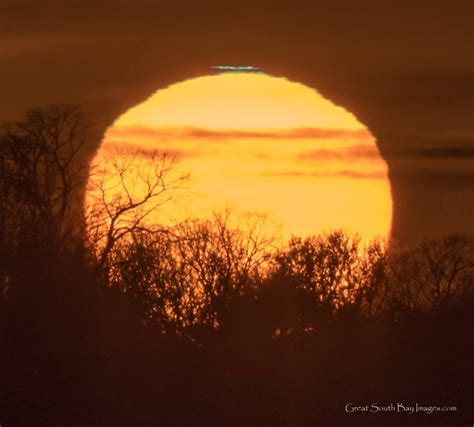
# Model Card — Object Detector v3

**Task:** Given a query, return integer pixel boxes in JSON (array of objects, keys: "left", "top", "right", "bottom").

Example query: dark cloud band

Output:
[{"left": 107, "top": 125, "right": 372, "bottom": 141}]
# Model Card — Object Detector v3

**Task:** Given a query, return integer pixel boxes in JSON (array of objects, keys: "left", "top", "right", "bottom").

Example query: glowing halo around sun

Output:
[{"left": 87, "top": 72, "right": 392, "bottom": 242}]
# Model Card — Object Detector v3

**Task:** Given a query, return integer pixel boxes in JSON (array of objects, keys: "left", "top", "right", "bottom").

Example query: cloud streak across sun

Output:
[
  {"left": 93, "top": 73, "right": 392, "bottom": 240},
  {"left": 107, "top": 125, "right": 372, "bottom": 141}
]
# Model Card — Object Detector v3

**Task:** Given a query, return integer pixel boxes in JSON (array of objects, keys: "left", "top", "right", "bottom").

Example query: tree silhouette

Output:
[
  {"left": 105, "top": 210, "right": 274, "bottom": 336},
  {"left": 385, "top": 234, "right": 474, "bottom": 313},
  {"left": 85, "top": 148, "right": 187, "bottom": 275},
  {"left": 173, "top": 211, "right": 273, "bottom": 334},
  {"left": 0, "top": 105, "right": 90, "bottom": 254},
  {"left": 1, "top": 104, "right": 473, "bottom": 427},
  {"left": 264, "top": 231, "right": 364, "bottom": 334}
]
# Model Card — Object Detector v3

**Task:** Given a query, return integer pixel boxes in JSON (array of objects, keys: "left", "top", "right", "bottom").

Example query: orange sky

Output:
[{"left": 91, "top": 73, "right": 392, "bottom": 241}]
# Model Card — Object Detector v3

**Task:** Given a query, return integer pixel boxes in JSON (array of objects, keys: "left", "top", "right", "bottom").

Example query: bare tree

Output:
[
  {"left": 386, "top": 234, "right": 474, "bottom": 311},
  {"left": 173, "top": 210, "right": 275, "bottom": 332},
  {"left": 0, "top": 105, "right": 90, "bottom": 255},
  {"left": 103, "top": 210, "right": 275, "bottom": 336},
  {"left": 356, "top": 238, "right": 391, "bottom": 317},
  {"left": 262, "top": 231, "right": 392, "bottom": 335},
  {"left": 271, "top": 231, "right": 362, "bottom": 308},
  {"left": 85, "top": 148, "right": 188, "bottom": 273}
]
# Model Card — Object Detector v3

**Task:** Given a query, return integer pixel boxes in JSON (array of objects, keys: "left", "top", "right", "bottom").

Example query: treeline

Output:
[
  {"left": 96, "top": 216, "right": 474, "bottom": 340},
  {"left": 1, "top": 106, "right": 473, "bottom": 426}
]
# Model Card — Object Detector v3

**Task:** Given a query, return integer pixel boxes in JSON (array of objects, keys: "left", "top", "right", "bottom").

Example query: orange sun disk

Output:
[{"left": 89, "top": 72, "right": 392, "bottom": 242}]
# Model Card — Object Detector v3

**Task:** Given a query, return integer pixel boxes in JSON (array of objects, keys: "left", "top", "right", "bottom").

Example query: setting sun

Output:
[{"left": 89, "top": 72, "right": 392, "bottom": 241}]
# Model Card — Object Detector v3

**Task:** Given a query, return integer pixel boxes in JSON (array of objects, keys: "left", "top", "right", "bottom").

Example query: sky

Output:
[{"left": 1, "top": 0, "right": 473, "bottom": 245}]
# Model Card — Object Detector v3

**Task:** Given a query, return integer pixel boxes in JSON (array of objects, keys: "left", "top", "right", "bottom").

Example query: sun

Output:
[{"left": 88, "top": 72, "right": 392, "bottom": 241}]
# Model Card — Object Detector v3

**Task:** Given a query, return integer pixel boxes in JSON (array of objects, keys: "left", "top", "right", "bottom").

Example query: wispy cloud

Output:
[
  {"left": 298, "top": 144, "right": 380, "bottom": 161},
  {"left": 100, "top": 140, "right": 201, "bottom": 159},
  {"left": 107, "top": 125, "right": 372, "bottom": 141},
  {"left": 389, "top": 145, "right": 474, "bottom": 159},
  {"left": 390, "top": 129, "right": 474, "bottom": 141},
  {"left": 0, "top": 34, "right": 135, "bottom": 58},
  {"left": 382, "top": 130, "right": 474, "bottom": 159},
  {"left": 262, "top": 170, "right": 386, "bottom": 180}
]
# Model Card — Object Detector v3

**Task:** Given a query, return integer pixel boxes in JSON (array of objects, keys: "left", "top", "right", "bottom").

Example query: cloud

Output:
[
  {"left": 100, "top": 140, "right": 200, "bottom": 159},
  {"left": 298, "top": 135, "right": 474, "bottom": 163},
  {"left": 0, "top": 34, "right": 134, "bottom": 58},
  {"left": 262, "top": 170, "right": 386, "bottom": 180},
  {"left": 390, "top": 145, "right": 474, "bottom": 159},
  {"left": 298, "top": 144, "right": 380, "bottom": 161},
  {"left": 107, "top": 125, "right": 372, "bottom": 141}
]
